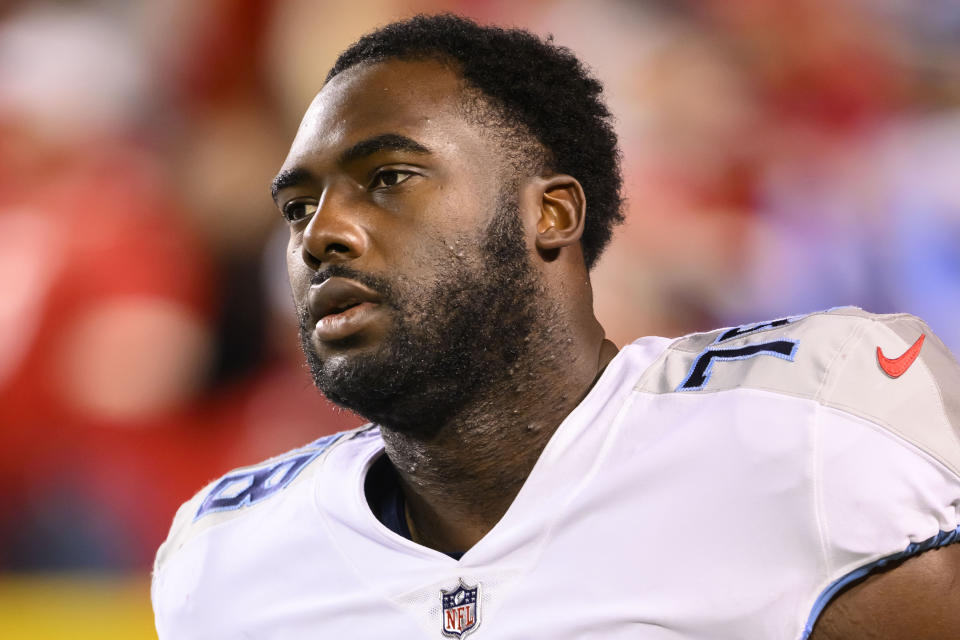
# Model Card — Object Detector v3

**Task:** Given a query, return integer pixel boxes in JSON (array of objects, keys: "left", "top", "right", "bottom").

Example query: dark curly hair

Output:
[{"left": 327, "top": 14, "right": 624, "bottom": 270}]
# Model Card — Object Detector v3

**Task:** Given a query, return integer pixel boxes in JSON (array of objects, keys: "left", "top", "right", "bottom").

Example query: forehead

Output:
[{"left": 283, "top": 58, "right": 491, "bottom": 170}]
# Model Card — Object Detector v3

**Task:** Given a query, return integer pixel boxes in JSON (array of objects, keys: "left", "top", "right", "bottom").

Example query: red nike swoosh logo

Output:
[{"left": 877, "top": 333, "right": 925, "bottom": 378}]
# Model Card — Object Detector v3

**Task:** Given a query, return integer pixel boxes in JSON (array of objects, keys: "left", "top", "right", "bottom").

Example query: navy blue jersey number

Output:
[
  {"left": 194, "top": 433, "right": 342, "bottom": 520},
  {"left": 677, "top": 340, "right": 798, "bottom": 391}
]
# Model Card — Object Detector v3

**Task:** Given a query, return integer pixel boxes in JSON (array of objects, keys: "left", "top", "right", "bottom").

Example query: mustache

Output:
[{"left": 308, "top": 264, "right": 398, "bottom": 305}]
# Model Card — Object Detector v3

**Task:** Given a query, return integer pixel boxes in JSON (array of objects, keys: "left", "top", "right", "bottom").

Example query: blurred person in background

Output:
[{"left": 153, "top": 14, "right": 960, "bottom": 640}]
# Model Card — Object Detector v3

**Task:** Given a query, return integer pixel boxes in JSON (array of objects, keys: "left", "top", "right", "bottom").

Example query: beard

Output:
[{"left": 297, "top": 196, "right": 545, "bottom": 437}]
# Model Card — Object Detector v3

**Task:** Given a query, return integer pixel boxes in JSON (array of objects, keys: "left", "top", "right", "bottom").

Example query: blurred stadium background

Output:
[{"left": 1, "top": 0, "right": 958, "bottom": 637}]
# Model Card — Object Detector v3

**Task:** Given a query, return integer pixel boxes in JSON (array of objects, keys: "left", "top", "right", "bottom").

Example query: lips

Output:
[{"left": 307, "top": 277, "right": 383, "bottom": 341}]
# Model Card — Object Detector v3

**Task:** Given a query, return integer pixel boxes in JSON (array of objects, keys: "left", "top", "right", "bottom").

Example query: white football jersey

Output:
[{"left": 153, "top": 308, "right": 960, "bottom": 639}]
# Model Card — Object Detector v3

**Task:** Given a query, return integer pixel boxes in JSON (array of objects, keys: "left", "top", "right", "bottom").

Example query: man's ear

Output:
[{"left": 533, "top": 175, "right": 586, "bottom": 251}]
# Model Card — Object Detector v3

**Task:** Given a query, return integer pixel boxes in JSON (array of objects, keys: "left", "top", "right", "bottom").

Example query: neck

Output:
[{"left": 379, "top": 322, "right": 617, "bottom": 553}]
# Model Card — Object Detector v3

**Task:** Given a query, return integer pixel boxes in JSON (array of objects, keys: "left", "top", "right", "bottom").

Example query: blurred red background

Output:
[{"left": 1, "top": 0, "right": 958, "bottom": 636}]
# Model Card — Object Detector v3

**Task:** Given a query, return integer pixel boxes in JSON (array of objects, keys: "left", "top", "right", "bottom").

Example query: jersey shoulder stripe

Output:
[
  {"left": 153, "top": 423, "right": 374, "bottom": 575},
  {"left": 637, "top": 307, "right": 960, "bottom": 477}
]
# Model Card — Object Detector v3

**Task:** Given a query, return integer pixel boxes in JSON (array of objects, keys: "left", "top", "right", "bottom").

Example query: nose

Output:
[{"left": 299, "top": 188, "right": 368, "bottom": 270}]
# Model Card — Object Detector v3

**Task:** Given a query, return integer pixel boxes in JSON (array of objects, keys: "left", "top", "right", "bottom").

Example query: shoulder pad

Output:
[
  {"left": 637, "top": 307, "right": 960, "bottom": 476},
  {"left": 153, "top": 425, "right": 371, "bottom": 574}
]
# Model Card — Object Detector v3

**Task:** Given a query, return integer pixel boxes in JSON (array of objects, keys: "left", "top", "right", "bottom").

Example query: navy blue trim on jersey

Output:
[
  {"left": 801, "top": 525, "right": 960, "bottom": 639},
  {"left": 365, "top": 454, "right": 414, "bottom": 541},
  {"left": 365, "top": 454, "right": 464, "bottom": 560}
]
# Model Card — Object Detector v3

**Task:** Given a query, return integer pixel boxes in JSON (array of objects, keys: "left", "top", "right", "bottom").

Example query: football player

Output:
[{"left": 153, "top": 15, "right": 960, "bottom": 639}]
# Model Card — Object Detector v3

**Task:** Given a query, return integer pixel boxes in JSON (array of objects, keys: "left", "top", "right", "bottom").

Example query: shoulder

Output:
[
  {"left": 153, "top": 424, "right": 375, "bottom": 576},
  {"left": 637, "top": 307, "right": 960, "bottom": 476},
  {"left": 632, "top": 308, "right": 960, "bottom": 638}
]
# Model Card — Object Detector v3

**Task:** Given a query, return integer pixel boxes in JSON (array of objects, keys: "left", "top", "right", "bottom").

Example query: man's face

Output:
[{"left": 273, "top": 59, "right": 551, "bottom": 433}]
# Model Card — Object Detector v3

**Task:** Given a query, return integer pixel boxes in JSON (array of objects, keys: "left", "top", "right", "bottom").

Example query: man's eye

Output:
[
  {"left": 282, "top": 201, "right": 318, "bottom": 222},
  {"left": 370, "top": 170, "right": 413, "bottom": 189}
]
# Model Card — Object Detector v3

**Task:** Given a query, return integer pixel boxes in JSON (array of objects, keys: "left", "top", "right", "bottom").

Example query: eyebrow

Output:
[
  {"left": 271, "top": 167, "right": 311, "bottom": 202},
  {"left": 338, "top": 133, "right": 432, "bottom": 165},
  {"left": 271, "top": 133, "right": 432, "bottom": 202}
]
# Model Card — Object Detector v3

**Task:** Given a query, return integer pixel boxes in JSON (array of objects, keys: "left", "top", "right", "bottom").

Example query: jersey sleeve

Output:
[
  {"left": 638, "top": 307, "right": 960, "bottom": 638},
  {"left": 801, "top": 310, "right": 960, "bottom": 637},
  {"left": 151, "top": 430, "right": 357, "bottom": 638}
]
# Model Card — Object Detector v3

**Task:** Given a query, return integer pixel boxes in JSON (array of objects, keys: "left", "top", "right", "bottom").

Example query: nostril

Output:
[
  {"left": 326, "top": 242, "right": 351, "bottom": 255},
  {"left": 301, "top": 245, "right": 322, "bottom": 269}
]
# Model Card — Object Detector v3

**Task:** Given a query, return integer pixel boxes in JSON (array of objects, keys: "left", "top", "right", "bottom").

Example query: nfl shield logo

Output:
[{"left": 440, "top": 579, "right": 481, "bottom": 638}]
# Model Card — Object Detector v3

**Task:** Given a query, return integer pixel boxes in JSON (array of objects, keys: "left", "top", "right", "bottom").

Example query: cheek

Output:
[
  {"left": 397, "top": 229, "right": 466, "bottom": 278},
  {"left": 286, "top": 235, "right": 309, "bottom": 307},
  {"left": 404, "top": 195, "right": 491, "bottom": 262}
]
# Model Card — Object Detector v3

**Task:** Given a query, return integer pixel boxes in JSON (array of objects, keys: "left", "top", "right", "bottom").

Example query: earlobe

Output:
[{"left": 534, "top": 175, "right": 586, "bottom": 252}]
